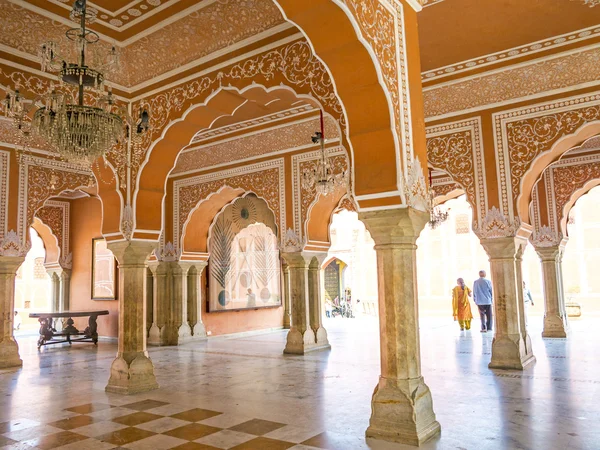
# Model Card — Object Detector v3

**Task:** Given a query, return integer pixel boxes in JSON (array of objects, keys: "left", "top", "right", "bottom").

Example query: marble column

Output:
[
  {"left": 188, "top": 262, "right": 207, "bottom": 339},
  {"left": 60, "top": 269, "right": 71, "bottom": 312},
  {"left": 480, "top": 235, "right": 535, "bottom": 370},
  {"left": 47, "top": 270, "right": 61, "bottom": 313},
  {"left": 281, "top": 252, "right": 327, "bottom": 354},
  {"left": 0, "top": 256, "right": 24, "bottom": 369},
  {"left": 172, "top": 262, "right": 192, "bottom": 344},
  {"left": 282, "top": 262, "right": 291, "bottom": 329},
  {"left": 536, "top": 244, "right": 569, "bottom": 338},
  {"left": 307, "top": 255, "right": 329, "bottom": 349},
  {"left": 147, "top": 261, "right": 170, "bottom": 346},
  {"left": 106, "top": 240, "right": 158, "bottom": 395},
  {"left": 359, "top": 208, "right": 440, "bottom": 446}
]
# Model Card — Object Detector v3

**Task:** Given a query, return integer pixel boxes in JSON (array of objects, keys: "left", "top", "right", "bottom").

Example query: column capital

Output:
[
  {"left": 190, "top": 261, "right": 208, "bottom": 273},
  {"left": 359, "top": 207, "right": 428, "bottom": 246},
  {"left": 281, "top": 251, "right": 310, "bottom": 268},
  {"left": 0, "top": 256, "right": 25, "bottom": 274},
  {"left": 535, "top": 245, "right": 562, "bottom": 262},
  {"left": 108, "top": 240, "right": 157, "bottom": 267},
  {"left": 480, "top": 235, "right": 528, "bottom": 260}
]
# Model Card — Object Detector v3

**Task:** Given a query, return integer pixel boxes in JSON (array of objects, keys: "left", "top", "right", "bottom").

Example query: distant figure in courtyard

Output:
[
  {"left": 13, "top": 311, "right": 21, "bottom": 331},
  {"left": 452, "top": 278, "right": 473, "bottom": 331},
  {"left": 473, "top": 270, "right": 493, "bottom": 333},
  {"left": 333, "top": 296, "right": 340, "bottom": 306},
  {"left": 523, "top": 281, "right": 534, "bottom": 325},
  {"left": 325, "top": 299, "right": 332, "bottom": 318},
  {"left": 246, "top": 288, "right": 256, "bottom": 308}
]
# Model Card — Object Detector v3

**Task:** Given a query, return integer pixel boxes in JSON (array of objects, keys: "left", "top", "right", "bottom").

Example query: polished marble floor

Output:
[{"left": 2, "top": 315, "right": 599, "bottom": 450}]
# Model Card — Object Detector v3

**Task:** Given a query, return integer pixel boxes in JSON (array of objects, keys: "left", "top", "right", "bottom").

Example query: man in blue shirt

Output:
[{"left": 473, "top": 270, "right": 493, "bottom": 332}]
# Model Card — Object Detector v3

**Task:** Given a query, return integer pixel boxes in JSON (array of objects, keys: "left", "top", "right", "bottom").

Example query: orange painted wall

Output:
[
  {"left": 199, "top": 271, "right": 284, "bottom": 336},
  {"left": 70, "top": 197, "right": 119, "bottom": 338}
]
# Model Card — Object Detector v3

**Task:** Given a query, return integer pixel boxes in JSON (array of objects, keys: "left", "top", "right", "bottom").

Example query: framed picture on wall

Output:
[{"left": 92, "top": 238, "right": 118, "bottom": 300}]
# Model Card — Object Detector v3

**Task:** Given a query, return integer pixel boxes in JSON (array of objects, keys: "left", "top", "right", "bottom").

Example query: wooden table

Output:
[{"left": 29, "top": 310, "right": 109, "bottom": 348}]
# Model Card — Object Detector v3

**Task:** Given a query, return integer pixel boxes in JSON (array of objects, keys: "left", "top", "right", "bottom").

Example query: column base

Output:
[
  {"left": 542, "top": 314, "right": 568, "bottom": 338},
  {"left": 283, "top": 328, "right": 330, "bottom": 354},
  {"left": 489, "top": 334, "right": 536, "bottom": 370},
  {"left": 192, "top": 322, "right": 207, "bottom": 340},
  {"left": 0, "top": 340, "right": 22, "bottom": 369},
  {"left": 177, "top": 323, "right": 193, "bottom": 344},
  {"left": 105, "top": 353, "right": 158, "bottom": 395},
  {"left": 314, "top": 326, "right": 329, "bottom": 347},
  {"left": 366, "top": 376, "right": 440, "bottom": 446},
  {"left": 148, "top": 323, "right": 162, "bottom": 346}
]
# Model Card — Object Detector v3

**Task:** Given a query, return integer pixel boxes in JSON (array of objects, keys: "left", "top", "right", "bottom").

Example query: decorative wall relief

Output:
[
  {"left": 36, "top": 200, "right": 71, "bottom": 268},
  {"left": 530, "top": 225, "right": 563, "bottom": 248},
  {"left": 208, "top": 196, "right": 280, "bottom": 312},
  {"left": 475, "top": 206, "right": 520, "bottom": 239}
]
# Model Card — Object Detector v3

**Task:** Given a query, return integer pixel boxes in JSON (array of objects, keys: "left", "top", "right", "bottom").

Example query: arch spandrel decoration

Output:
[
  {"left": 174, "top": 159, "right": 285, "bottom": 252},
  {"left": 17, "top": 156, "right": 92, "bottom": 245},
  {"left": 426, "top": 117, "right": 487, "bottom": 226},
  {"left": 493, "top": 92, "right": 600, "bottom": 223}
]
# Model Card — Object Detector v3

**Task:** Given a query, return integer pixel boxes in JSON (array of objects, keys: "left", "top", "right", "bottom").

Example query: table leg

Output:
[{"left": 87, "top": 314, "right": 99, "bottom": 344}]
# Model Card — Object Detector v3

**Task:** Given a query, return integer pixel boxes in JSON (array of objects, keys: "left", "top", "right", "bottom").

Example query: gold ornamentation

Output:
[
  {"left": 424, "top": 48, "right": 600, "bottom": 118},
  {"left": 495, "top": 93, "right": 600, "bottom": 217},
  {"left": 0, "top": 230, "right": 30, "bottom": 257},
  {"left": 134, "top": 40, "right": 344, "bottom": 203},
  {"left": 173, "top": 159, "right": 285, "bottom": 251},
  {"left": 173, "top": 116, "right": 339, "bottom": 175},
  {"left": 475, "top": 206, "right": 520, "bottom": 239}
]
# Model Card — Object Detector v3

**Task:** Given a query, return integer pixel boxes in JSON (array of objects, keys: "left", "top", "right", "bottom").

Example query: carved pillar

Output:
[
  {"left": 0, "top": 257, "right": 24, "bottom": 369},
  {"left": 307, "top": 254, "right": 329, "bottom": 349},
  {"left": 146, "top": 267, "right": 153, "bottom": 334},
  {"left": 60, "top": 269, "right": 71, "bottom": 312},
  {"left": 282, "top": 262, "right": 291, "bottom": 329},
  {"left": 536, "top": 244, "right": 569, "bottom": 338},
  {"left": 147, "top": 261, "right": 170, "bottom": 346},
  {"left": 359, "top": 208, "right": 440, "bottom": 446},
  {"left": 47, "top": 270, "right": 61, "bottom": 313},
  {"left": 106, "top": 240, "right": 158, "bottom": 395},
  {"left": 282, "top": 252, "right": 321, "bottom": 354},
  {"left": 188, "top": 262, "right": 207, "bottom": 339},
  {"left": 172, "top": 262, "right": 192, "bottom": 344},
  {"left": 480, "top": 234, "right": 535, "bottom": 370}
]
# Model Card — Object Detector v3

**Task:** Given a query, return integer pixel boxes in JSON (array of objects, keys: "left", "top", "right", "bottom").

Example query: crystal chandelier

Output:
[
  {"left": 302, "top": 110, "right": 347, "bottom": 196},
  {"left": 427, "top": 169, "right": 450, "bottom": 229},
  {"left": 2, "top": 0, "right": 149, "bottom": 168}
]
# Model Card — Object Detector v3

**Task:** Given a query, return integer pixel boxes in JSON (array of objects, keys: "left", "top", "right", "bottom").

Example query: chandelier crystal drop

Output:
[
  {"left": 2, "top": 0, "right": 148, "bottom": 168},
  {"left": 302, "top": 110, "right": 348, "bottom": 196}
]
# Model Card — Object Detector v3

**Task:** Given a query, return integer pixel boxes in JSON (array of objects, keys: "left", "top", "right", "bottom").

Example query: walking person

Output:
[
  {"left": 452, "top": 278, "right": 473, "bottom": 331},
  {"left": 523, "top": 281, "right": 534, "bottom": 325},
  {"left": 473, "top": 270, "right": 493, "bottom": 333}
]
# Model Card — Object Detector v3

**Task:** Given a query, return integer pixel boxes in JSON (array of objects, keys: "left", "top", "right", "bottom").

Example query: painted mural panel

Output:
[{"left": 208, "top": 196, "right": 280, "bottom": 311}]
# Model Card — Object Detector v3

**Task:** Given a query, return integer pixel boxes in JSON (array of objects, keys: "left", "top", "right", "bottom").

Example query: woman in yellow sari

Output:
[{"left": 452, "top": 278, "right": 473, "bottom": 330}]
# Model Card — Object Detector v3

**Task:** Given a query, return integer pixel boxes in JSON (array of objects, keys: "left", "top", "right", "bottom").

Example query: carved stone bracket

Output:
[
  {"left": 475, "top": 206, "right": 521, "bottom": 239},
  {"left": 0, "top": 230, "right": 31, "bottom": 257}
]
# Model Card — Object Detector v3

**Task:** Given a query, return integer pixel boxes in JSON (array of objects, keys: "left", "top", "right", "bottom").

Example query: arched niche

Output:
[{"left": 31, "top": 218, "right": 60, "bottom": 267}]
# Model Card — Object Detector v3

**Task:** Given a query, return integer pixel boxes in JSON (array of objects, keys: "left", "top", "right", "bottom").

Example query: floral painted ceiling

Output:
[{"left": 0, "top": 0, "right": 288, "bottom": 89}]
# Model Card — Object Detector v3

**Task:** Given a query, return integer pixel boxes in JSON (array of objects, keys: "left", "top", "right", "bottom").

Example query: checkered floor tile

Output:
[{"left": 0, "top": 401, "right": 331, "bottom": 449}]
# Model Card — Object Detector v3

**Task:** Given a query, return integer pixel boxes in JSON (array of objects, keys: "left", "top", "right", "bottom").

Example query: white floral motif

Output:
[
  {"left": 281, "top": 228, "right": 304, "bottom": 253},
  {"left": 531, "top": 226, "right": 562, "bottom": 248},
  {"left": 0, "top": 230, "right": 31, "bottom": 257},
  {"left": 402, "top": 157, "right": 429, "bottom": 212},
  {"left": 121, "top": 205, "right": 134, "bottom": 241},
  {"left": 156, "top": 241, "right": 180, "bottom": 262},
  {"left": 475, "top": 206, "right": 520, "bottom": 239}
]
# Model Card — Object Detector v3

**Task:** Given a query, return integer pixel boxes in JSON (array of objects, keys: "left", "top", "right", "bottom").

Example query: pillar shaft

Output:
[
  {"left": 359, "top": 208, "right": 440, "bottom": 446},
  {"left": 147, "top": 261, "right": 169, "bottom": 346},
  {"left": 0, "top": 257, "right": 24, "bottom": 369},
  {"left": 282, "top": 263, "right": 291, "bottom": 329},
  {"left": 106, "top": 240, "right": 158, "bottom": 395},
  {"left": 188, "top": 262, "right": 207, "bottom": 339},
  {"left": 480, "top": 236, "right": 535, "bottom": 370},
  {"left": 536, "top": 245, "right": 569, "bottom": 338},
  {"left": 308, "top": 255, "right": 329, "bottom": 348},
  {"left": 173, "top": 262, "right": 192, "bottom": 344},
  {"left": 281, "top": 252, "right": 330, "bottom": 354}
]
